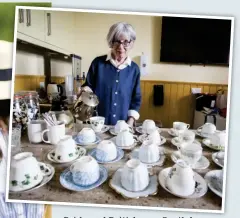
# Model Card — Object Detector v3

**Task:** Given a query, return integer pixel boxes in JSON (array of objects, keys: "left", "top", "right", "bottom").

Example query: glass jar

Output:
[
  {"left": 12, "top": 94, "right": 28, "bottom": 130},
  {"left": 23, "top": 91, "right": 40, "bottom": 122}
]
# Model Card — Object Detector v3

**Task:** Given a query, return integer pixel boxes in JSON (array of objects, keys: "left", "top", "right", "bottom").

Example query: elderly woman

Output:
[{"left": 82, "top": 22, "right": 142, "bottom": 126}]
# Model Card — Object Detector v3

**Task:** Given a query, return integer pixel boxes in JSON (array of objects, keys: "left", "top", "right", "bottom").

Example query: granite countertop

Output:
[{"left": 8, "top": 127, "right": 223, "bottom": 211}]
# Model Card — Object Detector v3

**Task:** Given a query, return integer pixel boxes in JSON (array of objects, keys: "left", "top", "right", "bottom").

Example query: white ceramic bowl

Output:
[
  {"left": 139, "top": 140, "right": 160, "bottom": 163},
  {"left": 10, "top": 152, "right": 44, "bottom": 191},
  {"left": 95, "top": 140, "right": 117, "bottom": 162},
  {"left": 70, "top": 155, "right": 100, "bottom": 186},
  {"left": 89, "top": 116, "right": 105, "bottom": 132},
  {"left": 116, "top": 130, "right": 135, "bottom": 147},
  {"left": 142, "top": 119, "right": 156, "bottom": 134},
  {"left": 121, "top": 159, "right": 149, "bottom": 192},
  {"left": 77, "top": 127, "right": 96, "bottom": 143},
  {"left": 166, "top": 159, "right": 195, "bottom": 196}
]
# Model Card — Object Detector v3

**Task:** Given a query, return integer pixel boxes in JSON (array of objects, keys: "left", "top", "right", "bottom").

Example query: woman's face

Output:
[{"left": 112, "top": 34, "right": 133, "bottom": 59}]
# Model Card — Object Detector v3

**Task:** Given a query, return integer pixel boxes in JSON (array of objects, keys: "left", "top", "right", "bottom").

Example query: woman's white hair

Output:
[{"left": 107, "top": 22, "right": 136, "bottom": 47}]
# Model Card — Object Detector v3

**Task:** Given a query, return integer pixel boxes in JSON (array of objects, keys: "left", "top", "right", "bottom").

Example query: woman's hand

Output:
[
  {"left": 0, "top": 119, "right": 8, "bottom": 134},
  {"left": 127, "top": 117, "right": 135, "bottom": 127}
]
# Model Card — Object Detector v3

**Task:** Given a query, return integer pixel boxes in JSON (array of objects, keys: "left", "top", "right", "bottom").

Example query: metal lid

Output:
[{"left": 80, "top": 92, "right": 99, "bottom": 107}]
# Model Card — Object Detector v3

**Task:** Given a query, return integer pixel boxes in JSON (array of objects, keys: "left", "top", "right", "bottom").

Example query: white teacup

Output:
[
  {"left": 178, "top": 141, "right": 203, "bottom": 166},
  {"left": 114, "top": 120, "right": 132, "bottom": 134},
  {"left": 142, "top": 119, "right": 156, "bottom": 134},
  {"left": 77, "top": 127, "right": 96, "bottom": 143},
  {"left": 28, "top": 120, "right": 47, "bottom": 143},
  {"left": 210, "top": 131, "right": 226, "bottom": 147},
  {"left": 89, "top": 116, "right": 105, "bottom": 132},
  {"left": 41, "top": 121, "right": 65, "bottom": 145},
  {"left": 116, "top": 130, "right": 135, "bottom": 147},
  {"left": 166, "top": 159, "right": 195, "bottom": 196},
  {"left": 147, "top": 129, "right": 161, "bottom": 144},
  {"left": 95, "top": 140, "right": 117, "bottom": 162},
  {"left": 182, "top": 130, "right": 195, "bottom": 143},
  {"left": 121, "top": 159, "right": 149, "bottom": 192},
  {"left": 173, "top": 121, "right": 190, "bottom": 132},
  {"left": 53, "top": 135, "right": 77, "bottom": 162},
  {"left": 10, "top": 152, "right": 51, "bottom": 192},
  {"left": 200, "top": 123, "right": 216, "bottom": 135},
  {"left": 139, "top": 140, "right": 160, "bottom": 163},
  {"left": 70, "top": 155, "right": 100, "bottom": 186}
]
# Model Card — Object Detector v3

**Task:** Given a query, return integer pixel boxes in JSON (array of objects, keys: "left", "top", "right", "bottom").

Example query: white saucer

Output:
[
  {"left": 171, "top": 137, "right": 201, "bottom": 147},
  {"left": 212, "top": 152, "right": 224, "bottom": 168},
  {"left": 60, "top": 165, "right": 108, "bottom": 192},
  {"left": 135, "top": 126, "right": 161, "bottom": 135},
  {"left": 158, "top": 167, "right": 208, "bottom": 198},
  {"left": 196, "top": 128, "right": 220, "bottom": 138},
  {"left": 138, "top": 134, "right": 166, "bottom": 146},
  {"left": 109, "top": 168, "right": 158, "bottom": 199},
  {"left": 9, "top": 162, "right": 55, "bottom": 193},
  {"left": 110, "top": 136, "right": 137, "bottom": 150},
  {"left": 95, "top": 125, "right": 110, "bottom": 134},
  {"left": 171, "top": 151, "right": 210, "bottom": 170},
  {"left": 167, "top": 128, "right": 179, "bottom": 137},
  {"left": 47, "top": 146, "right": 87, "bottom": 164},
  {"left": 73, "top": 135, "right": 101, "bottom": 146},
  {"left": 129, "top": 147, "right": 166, "bottom": 167},
  {"left": 202, "top": 138, "right": 225, "bottom": 151},
  {"left": 204, "top": 170, "right": 223, "bottom": 198}
]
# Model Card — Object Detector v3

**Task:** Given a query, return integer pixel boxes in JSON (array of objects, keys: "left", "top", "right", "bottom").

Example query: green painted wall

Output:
[{"left": 0, "top": 2, "right": 51, "bottom": 42}]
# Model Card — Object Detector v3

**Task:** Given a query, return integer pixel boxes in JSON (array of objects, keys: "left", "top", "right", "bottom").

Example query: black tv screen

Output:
[{"left": 160, "top": 16, "right": 232, "bottom": 65}]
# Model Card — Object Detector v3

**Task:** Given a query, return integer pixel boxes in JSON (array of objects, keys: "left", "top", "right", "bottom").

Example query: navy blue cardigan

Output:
[{"left": 83, "top": 55, "right": 142, "bottom": 125}]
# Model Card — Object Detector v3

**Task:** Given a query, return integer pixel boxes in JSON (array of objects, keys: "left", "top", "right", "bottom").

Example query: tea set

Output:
[
  {"left": 10, "top": 115, "right": 226, "bottom": 198},
  {"left": 9, "top": 152, "right": 55, "bottom": 193}
]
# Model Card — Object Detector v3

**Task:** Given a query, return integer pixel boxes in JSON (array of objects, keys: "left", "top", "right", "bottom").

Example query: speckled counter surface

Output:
[{"left": 8, "top": 127, "right": 223, "bottom": 211}]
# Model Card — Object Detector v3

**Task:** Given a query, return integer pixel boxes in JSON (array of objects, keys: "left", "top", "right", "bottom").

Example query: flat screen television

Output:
[{"left": 160, "top": 16, "right": 232, "bottom": 66}]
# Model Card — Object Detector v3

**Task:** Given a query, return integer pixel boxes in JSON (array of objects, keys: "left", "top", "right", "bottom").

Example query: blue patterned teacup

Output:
[
  {"left": 70, "top": 155, "right": 100, "bottom": 186},
  {"left": 77, "top": 128, "right": 96, "bottom": 143},
  {"left": 95, "top": 140, "right": 117, "bottom": 162}
]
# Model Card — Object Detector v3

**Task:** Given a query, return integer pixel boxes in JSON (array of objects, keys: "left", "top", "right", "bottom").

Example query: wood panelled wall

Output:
[
  {"left": 139, "top": 80, "right": 228, "bottom": 128},
  {"left": 14, "top": 75, "right": 228, "bottom": 128}
]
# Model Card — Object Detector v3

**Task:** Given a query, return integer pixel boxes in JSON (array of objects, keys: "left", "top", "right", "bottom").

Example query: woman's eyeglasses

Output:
[{"left": 113, "top": 40, "right": 132, "bottom": 48}]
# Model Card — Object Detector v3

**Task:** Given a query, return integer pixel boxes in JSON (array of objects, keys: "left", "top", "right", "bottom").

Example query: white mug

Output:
[
  {"left": 41, "top": 121, "right": 65, "bottom": 145},
  {"left": 28, "top": 120, "right": 47, "bottom": 143}
]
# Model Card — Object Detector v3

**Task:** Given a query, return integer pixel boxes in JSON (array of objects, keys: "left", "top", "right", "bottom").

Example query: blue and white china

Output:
[
  {"left": 121, "top": 159, "right": 149, "bottom": 192},
  {"left": 95, "top": 140, "right": 117, "bottom": 162},
  {"left": 129, "top": 147, "right": 166, "bottom": 167},
  {"left": 77, "top": 127, "right": 96, "bottom": 143},
  {"left": 73, "top": 134, "right": 101, "bottom": 146},
  {"left": 89, "top": 116, "right": 105, "bottom": 132},
  {"left": 212, "top": 151, "right": 224, "bottom": 167},
  {"left": 9, "top": 162, "right": 55, "bottom": 193},
  {"left": 159, "top": 167, "right": 208, "bottom": 198},
  {"left": 204, "top": 169, "right": 223, "bottom": 198},
  {"left": 109, "top": 168, "right": 158, "bottom": 199},
  {"left": 10, "top": 152, "right": 52, "bottom": 192},
  {"left": 70, "top": 156, "right": 100, "bottom": 186},
  {"left": 171, "top": 150, "right": 210, "bottom": 170},
  {"left": 60, "top": 165, "right": 108, "bottom": 191},
  {"left": 47, "top": 145, "right": 86, "bottom": 163},
  {"left": 88, "top": 147, "right": 124, "bottom": 164}
]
